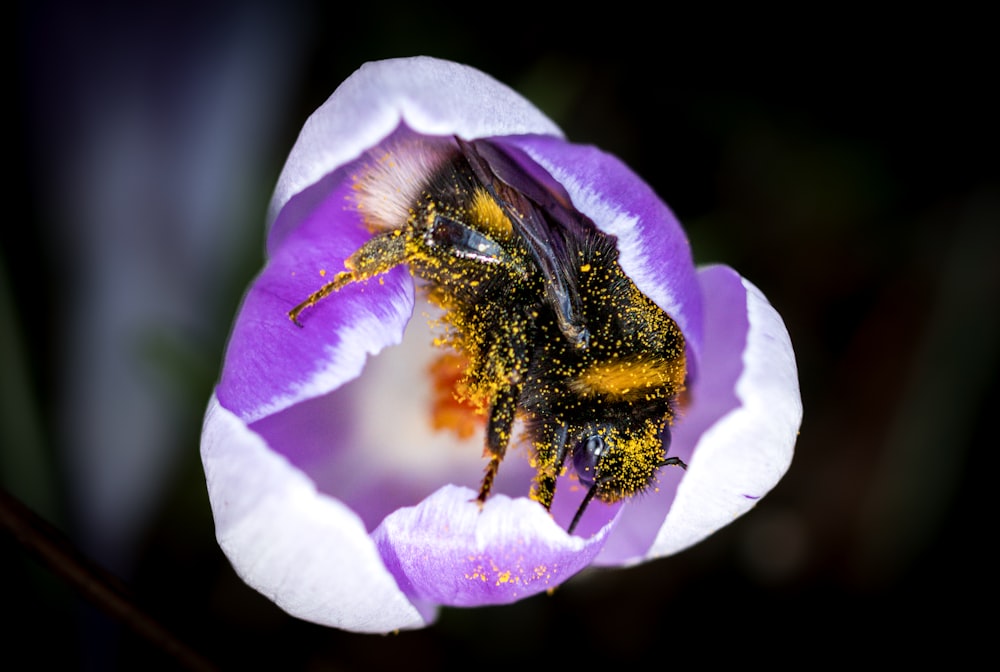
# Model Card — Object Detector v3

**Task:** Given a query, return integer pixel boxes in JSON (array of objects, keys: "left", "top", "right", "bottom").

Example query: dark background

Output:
[{"left": 9, "top": 1, "right": 996, "bottom": 668}]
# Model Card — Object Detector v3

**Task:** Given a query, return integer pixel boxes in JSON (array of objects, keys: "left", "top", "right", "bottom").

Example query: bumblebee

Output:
[{"left": 289, "top": 135, "right": 688, "bottom": 534}]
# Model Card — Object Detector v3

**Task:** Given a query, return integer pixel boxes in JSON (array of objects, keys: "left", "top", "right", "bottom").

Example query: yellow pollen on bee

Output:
[
  {"left": 470, "top": 188, "right": 512, "bottom": 238},
  {"left": 569, "top": 357, "right": 685, "bottom": 400}
]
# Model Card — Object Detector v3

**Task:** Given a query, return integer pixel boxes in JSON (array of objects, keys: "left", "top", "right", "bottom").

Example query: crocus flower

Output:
[{"left": 201, "top": 56, "right": 802, "bottom": 633}]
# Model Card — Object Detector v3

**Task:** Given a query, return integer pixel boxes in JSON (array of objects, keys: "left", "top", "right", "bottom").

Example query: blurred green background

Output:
[{"left": 8, "top": 1, "right": 996, "bottom": 668}]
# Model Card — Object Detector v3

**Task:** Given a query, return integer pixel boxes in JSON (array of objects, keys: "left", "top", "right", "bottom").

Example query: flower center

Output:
[{"left": 428, "top": 351, "right": 486, "bottom": 440}]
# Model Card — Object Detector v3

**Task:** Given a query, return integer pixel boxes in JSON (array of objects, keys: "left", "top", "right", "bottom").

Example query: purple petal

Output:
[
  {"left": 268, "top": 57, "right": 562, "bottom": 234},
  {"left": 246, "top": 311, "right": 538, "bottom": 530},
  {"left": 592, "top": 266, "right": 800, "bottom": 564},
  {"left": 201, "top": 395, "right": 430, "bottom": 631},
  {"left": 216, "top": 169, "right": 414, "bottom": 422},
  {"left": 644, "top": 265, "right": 801, "bottom": 559},
  {"left": 372, "top": 485, "right": 616, "bottom": 606}
]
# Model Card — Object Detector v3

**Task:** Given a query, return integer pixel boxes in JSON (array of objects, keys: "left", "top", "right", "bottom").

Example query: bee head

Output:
[
  {"left": 572, "top": 420, "right": 672, "bottom": 499},
  {"left": 568, "top": 419, "right": 684, "bottom": 535}
]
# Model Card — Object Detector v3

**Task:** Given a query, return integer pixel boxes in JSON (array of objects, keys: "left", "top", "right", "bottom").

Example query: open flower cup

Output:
[{"left": 201, "top": 57, "right": 802, "bottom": 633}]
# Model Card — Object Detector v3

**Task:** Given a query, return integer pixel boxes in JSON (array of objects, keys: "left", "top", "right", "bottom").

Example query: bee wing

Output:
[{"left": 458, "top": 138, "right": 592, "bottom": 349}]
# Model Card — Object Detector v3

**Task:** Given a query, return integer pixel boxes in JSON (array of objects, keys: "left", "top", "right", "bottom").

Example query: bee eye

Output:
[{"left": 572, "top": 434, "right": 610, "bottom": 487}]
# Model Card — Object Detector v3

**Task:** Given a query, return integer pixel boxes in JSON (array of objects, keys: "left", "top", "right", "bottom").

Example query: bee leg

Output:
[
  {"left": 477, "top": 385, "right": 518, "bottom": 505},
  {"left": 530, "top": 422, "right": 568, "bottom": 510},
  {"left": 288, "top": 229, "right": 406, "bottom": 326},
  {"left": 288, "top": 273, "right": 353, "bottom": 327}
]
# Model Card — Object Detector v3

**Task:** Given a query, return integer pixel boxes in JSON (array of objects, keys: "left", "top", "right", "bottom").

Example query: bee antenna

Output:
[
  {"left": 567, "top": 458, "right": 686, "bottom": 536},
  {"left": 660, "top": 456, "right": 688, "bottom": 470},
  {"left": 568, "top": 484, "right": 600, "bottom": 536}
]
